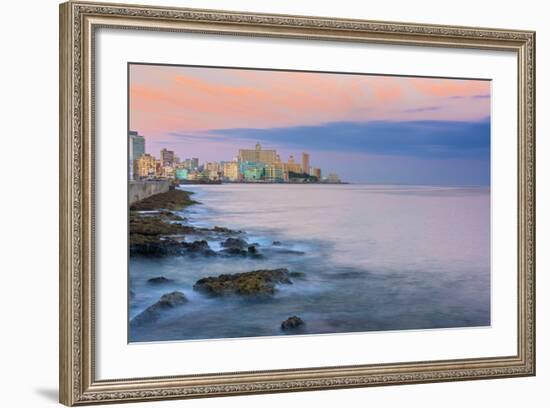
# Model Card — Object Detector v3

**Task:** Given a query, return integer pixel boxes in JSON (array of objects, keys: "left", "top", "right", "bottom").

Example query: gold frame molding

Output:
[{"left": 59, "top": 1, "right": 536, "bottom": 405}]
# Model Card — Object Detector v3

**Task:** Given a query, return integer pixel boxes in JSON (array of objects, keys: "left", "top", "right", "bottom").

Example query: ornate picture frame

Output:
[{"left": 59, "top": 1, "right": 535, "bottom": 405}]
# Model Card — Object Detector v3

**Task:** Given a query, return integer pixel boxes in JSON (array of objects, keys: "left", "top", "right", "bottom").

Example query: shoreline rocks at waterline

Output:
[
  {"left": 130, "top": 291, "right": 188, "bottom": 326},
  {"left": 221, "top": 237, "right": 248, "bottom": 250},
  {"left": 129, "top": 190, "right": 250, "bottom": 258},
  {"left": 193, "top": 268, "right": 293, "bottom": 297},
  {"left": 281, "top": 316, "right": 305, "bottom": 331},
  {"left": 130, "top": 189, "right": 198, "bottom": 211},
  {"left": 128, "top": 189, "right": 305, "bottom": 262}
]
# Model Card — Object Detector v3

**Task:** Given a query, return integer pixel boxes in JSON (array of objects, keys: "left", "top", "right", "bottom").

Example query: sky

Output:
[{"left": 129, "top": 64, "right": 491, "bottom": 185}]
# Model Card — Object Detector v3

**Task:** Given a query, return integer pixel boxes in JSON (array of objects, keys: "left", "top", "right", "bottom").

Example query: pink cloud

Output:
[
  {"left": 409, "top": 77, "right": 490, "bottom": 98},
  {"left": 129, "top": 65, "right": 491, "bottom": 141}
]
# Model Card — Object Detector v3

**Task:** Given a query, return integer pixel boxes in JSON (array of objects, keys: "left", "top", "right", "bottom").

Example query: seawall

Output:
[{"left": 129, "top": 180, "right": 170, "bottom": 205}]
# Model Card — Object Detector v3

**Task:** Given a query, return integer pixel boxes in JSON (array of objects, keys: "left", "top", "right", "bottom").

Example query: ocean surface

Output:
[{"left": 129, "top": 184, "right": 490, "bottom": 342}]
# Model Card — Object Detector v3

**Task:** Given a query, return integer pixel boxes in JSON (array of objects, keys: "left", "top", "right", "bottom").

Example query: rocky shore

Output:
[
  {"left": 130, "top": 189, "right": 198, "bottom": 211},
  {"left": 131, "top": 269, "right": 304, "bottom": 327},
  {"left": 193, "top": 268, "right": 293, "bottom": 297},
  {"left": 129, "top": 189, "right": 244, "bottom": 257},
  {"left": 131, "top": 291, "right": 188, "bottom": 327},
  {"left": 130, "top": 188, "right": 306, "bottom": 332}
]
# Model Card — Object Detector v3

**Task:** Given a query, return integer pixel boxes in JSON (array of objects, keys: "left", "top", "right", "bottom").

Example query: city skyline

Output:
[
  {"left": 129, "top": 132, "right": 333, "bottom": 184},
  {"left": 130, "top": 64, "right": 491, "bottom": 185}
]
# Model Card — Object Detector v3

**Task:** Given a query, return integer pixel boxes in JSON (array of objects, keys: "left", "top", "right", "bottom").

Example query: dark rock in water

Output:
[
  {"left": 130, "top": 236, "right": 186, "bottom": 257},
  {"left": 220, "top": 247, "right": 247, "bottom": 256},
  {"left": 180, "top": 239, "right": 215, "bottom": 255},
  {"left": 194, "top": 268, "right": 292, "bottom": 297},
  {"left": 221, "top": 237, "right": 248, "bottom": 249},
  {"left": 130, "top": 189, "right": 198, "bottom": 211},
  {"left": 281, "top": 316, "right": 304, "bottom": 330},
  {"left": 129, "top": 211, "right": 197, "bottom": 257},
  {"left": 131, "top": 291, "right": 188, "bottom": 326},
  {"left": 159, "top": 291, "right": 187, "bottom": 305},
  {"left": 213, "top": 226, "right": 232, "bottom": 233},
  {"left": 147, "top": 276, "right": 172, "bottom": 284},
  {"left": 220, "top": 244, "right": 262, "bottom": 258},
  {"left": 198, "top": 225, "right": 242, "bottom": 235},
  {"left": 130, "top": 213, "right": 194, "bottom": 236},
  {"left": 211, "top": 226, "right": 240, "bottom": 234},
  {"left": 272, "top": 240, "right": 282, "bottom": 246},
  {"left": 129, "top": 193, "right": 199, "bottom": 258},
  {"left": 131, "top": 237, "right": 215, "bottom": 257},
  {"left": 289, "top": 271, "right": 306, "bottom": 279}
]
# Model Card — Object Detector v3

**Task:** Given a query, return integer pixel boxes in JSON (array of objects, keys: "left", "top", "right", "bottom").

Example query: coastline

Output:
[
  {"left": 129, "top": 188, "right": 309, "bottom": 334},
  {"left": 128, "top": 184, "right": 491, "bottom": 342},
  {"left": 129, "top": 188, "right": 265, "bottom": 258}
]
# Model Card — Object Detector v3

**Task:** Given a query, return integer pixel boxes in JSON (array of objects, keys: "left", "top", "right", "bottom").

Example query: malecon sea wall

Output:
[{"left": 129, "top": 180, "right": 170, "bottom": 205}]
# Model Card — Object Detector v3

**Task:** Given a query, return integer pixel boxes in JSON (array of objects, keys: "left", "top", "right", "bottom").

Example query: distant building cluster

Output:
[{"left": 129, "top": 131, "right": 342, "bottom": 184}]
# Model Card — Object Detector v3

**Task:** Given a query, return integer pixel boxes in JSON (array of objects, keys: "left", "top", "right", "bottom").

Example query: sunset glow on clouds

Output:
[{"left": 129, "top": 64, "right": 491, "bottom": 185}]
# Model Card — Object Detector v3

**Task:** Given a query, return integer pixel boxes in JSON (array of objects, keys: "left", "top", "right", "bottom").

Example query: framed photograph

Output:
[{"left": 59, "top": 1, "right": 536, "bottom": 405}]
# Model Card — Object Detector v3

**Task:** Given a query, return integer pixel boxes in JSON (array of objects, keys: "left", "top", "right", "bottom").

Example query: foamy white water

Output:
[{"left": 129, "top": 184, "right": 490, "bottom": 342}]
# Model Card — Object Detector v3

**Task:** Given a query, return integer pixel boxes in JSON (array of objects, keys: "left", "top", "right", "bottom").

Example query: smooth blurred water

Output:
[{"left": 129, "top": 184, "right": 490, "bottom": 342}]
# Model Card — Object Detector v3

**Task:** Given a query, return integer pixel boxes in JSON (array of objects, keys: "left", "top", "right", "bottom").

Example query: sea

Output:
[{"left": 129, "top": 184, "right": 491, "bottom": 342}]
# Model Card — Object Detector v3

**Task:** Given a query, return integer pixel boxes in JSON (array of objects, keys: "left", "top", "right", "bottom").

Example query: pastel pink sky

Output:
[{"left": 129, "top": 64, "right": 491, "bottom": 138}]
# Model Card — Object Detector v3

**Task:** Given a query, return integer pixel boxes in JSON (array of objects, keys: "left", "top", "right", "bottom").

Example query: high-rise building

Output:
[
  {"left": 137, "top": 154, "right": 157, "bottom": 178},
  {"left": 310, "top": 167, "right": 322, "bottom": 180},
  {"left": 240, "top": 161, "right": 266, "bottom": 181},
  {"left": 160, "top": 148, "right": 175, "bottom": 167},
  {"left": 285, "top": 155, "right": 302, "bottom": 175},
  {"left": 265, "top": 163, "right": 286, "bottom": 182},
  {"left": 179, "top": 158, "right": 199, "bottom": 170},
  {"left": 238, "top": 143, "right": 278, "bottom": 164},
  {"left": 175, "top": 168, "right": 188, "bottom": 180},
  {"left": 162, "top": 166, "right": 175, "bottom": 178},
  {"left": 205, "top": 162, "right": 221, "bottom": 174},
  {"left": 203, "top": 162, "right": 221, "bottom": 180},
  {"left": 223, "top": 161, "right": 240, "bottom": 181},
  {"left": 301, "top": 152, "right": 310, "bottom": 175},
  {"left": 129, "top": 130, "right": 145, "bottom": 180},
  {"left": 155, "top": 160, "right": 163, "bottom": 176},
  {"left": 129, "top": 131, "right": 145, "bottom": 160}
]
